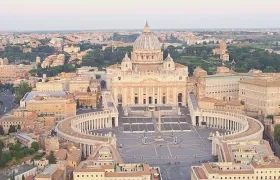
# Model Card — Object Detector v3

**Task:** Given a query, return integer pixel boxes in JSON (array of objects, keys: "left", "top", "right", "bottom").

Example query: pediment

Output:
[{"left": 141, "top": 78, "right": 159, "bottom": 83}]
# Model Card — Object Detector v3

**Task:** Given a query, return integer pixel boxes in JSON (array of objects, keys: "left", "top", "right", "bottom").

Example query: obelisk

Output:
[{"left": 155, "top": 108, "right": 164, "bottom": 141}]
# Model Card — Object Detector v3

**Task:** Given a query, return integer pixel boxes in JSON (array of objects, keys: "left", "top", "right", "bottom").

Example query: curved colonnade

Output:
[
  {"left": 197, "top": 109, "right": 264, "bottom": 156},
  {"left": 55, "top": 110, "right": 118, "bottom": 157},
  {"left": 188, "top": 93, "right": 264, "bottom": 156}
]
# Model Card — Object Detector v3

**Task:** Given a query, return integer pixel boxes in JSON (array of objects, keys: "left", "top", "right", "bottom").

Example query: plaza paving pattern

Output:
[{"left": 90, "top": 107, "right": 219, "bottom": 180}]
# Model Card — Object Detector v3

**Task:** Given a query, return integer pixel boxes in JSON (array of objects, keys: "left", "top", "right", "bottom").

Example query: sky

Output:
[{"left": 0, "top": 0, "right": 280, "bottom": 31}]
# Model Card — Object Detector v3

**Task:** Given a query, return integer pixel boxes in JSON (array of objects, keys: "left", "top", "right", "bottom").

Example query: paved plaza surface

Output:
[{"left": 91, "top": 106, "right": 219, "bottom": 180}]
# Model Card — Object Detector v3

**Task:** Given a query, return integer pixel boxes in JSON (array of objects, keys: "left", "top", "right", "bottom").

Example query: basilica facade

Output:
[{"left": 106, "top": 22, "right": 189, "bottom": 106}]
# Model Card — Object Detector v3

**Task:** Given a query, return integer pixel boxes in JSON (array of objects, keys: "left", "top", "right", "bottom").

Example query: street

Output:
[{"left": 0, "top": 90, "right": 15, "bottom": 117}]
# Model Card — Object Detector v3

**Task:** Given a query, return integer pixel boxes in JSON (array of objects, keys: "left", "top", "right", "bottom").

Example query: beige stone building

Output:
[
  {"left": 35, "top": 76, "right": 99, "bottom": 93},
  {"left": 51, "top": 54, "right": 65, "bottom": 67},
  {"left": 193, "top": 66, "right": 252, "bottom": 101},
  {"left": 35, "top": 80, "right": 67, "bottom": 91},
  {"left": 68, "top": 77, "right": 92, "bottom": 93},
  {"left": 73, "top": 144, "right": 159, "bottom": 180},
  {"left": 44, "top": 136, "right": 60, "bottom": 154},
  {"left": 198, "top": 97, "right": 244, "bottom": 112},
  {"left": 74, "top": 92, "right": 99, "bottom": 107},
  {"left": 25, "top": 93, "right": 76, "bottom": 121},
  {"left": 0, "top": 65, "right": 17, "bottom": 82},
  {"left": 35, "top": 163, "right": 66, "bottom": 180},
  {"left": 107, "top": 22, "right": 188, "bottom": 106},
  {"left": 239, "top": 78, "right": 280, "bottom": 116},
  {"left": 54, "top": 145, "right": 82, "bottom": 168},
  {"left": 191, "top": 140, "right": 280, "bottom": 180},
  {"left": 0, "top": 111, "right": 38, "bottom": 133},
  {"left": 64, "top": 45, "right": 80, "bottom": 53}
]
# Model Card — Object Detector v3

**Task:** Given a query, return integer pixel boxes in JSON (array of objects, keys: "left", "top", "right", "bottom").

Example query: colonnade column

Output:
[{"left": 87, "top": 145, "right": 91, "bottom": 156}]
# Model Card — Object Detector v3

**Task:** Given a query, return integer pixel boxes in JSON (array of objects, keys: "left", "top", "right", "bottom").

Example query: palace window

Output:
[
  {"left": 179, "top": 76, "right": 182, "bottom": 80},
  {"left": 118, "top": 77, "right": 121, "bottom": 80}
]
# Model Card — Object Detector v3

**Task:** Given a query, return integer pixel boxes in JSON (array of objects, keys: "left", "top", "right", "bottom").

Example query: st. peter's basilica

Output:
[{"left": 106, "top": 22, "right": 189, "bottom": 106}]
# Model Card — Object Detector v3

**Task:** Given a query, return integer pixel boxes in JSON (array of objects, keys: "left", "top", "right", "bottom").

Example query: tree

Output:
[
  {"left": 14, "top": 83, "right": 32, "bottom": 104},
  {"left": 47, "top": 151, "right": 56, "bottom": 164},
  {"left": 0, "top": 125, "right": 4, "bottom": 135},
  {"left": 31, "top": 142, "right": 39, "bottom": 152},
  {"left": 87, "top": 86, "right": 91, "bottom": 92},
  {"left": 8, "top": 125, "right": 16, "bottom": 134},
  {"left": 274, "top": 124, "right": 280, "bottom": 144},
  {"left": 0, "top": 152, "right": 12, "bottom": 166}
]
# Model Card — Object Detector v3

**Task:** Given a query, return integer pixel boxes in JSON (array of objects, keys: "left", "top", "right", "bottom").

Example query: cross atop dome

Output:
[{"left": 143, "top": 21, "right": 151, "bottom": 33}]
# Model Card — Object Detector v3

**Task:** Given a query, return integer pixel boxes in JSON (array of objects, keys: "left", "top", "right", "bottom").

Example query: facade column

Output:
[
  {"left": 123, "top": 88, "right": 127, "bottom": 106},
  {"left": 145, "top": 87, "right": 148, "bottom": 105},
  {"left": 174, "top": 85, "right": 177, "bottom": 104},
  {"left": 138, "top": 87, "right": 141, "bottom": 105},
  {"left": 152, "top": 87, "right": 155, "bottom": 104},
  {"left": 140, "top": 87, "right": 143, "bottom": 105},
  {"left": 167, "top": 87, "right": 169, "bottom": 104},
  {"left": 158, "top": 86, "right": 161, "bottom": 104},
  {"left": 131, "top": 86, "right": 134, "bottom": 104}
]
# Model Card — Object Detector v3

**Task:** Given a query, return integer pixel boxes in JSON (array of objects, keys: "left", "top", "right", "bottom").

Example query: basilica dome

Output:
[{"left": 133, "top": 22, "right": 162, "bottom": 51}]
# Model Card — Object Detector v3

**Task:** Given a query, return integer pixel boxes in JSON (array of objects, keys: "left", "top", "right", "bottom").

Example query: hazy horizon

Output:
[{"left": 1, "top": 0, "right": 280, "bottom": 31}]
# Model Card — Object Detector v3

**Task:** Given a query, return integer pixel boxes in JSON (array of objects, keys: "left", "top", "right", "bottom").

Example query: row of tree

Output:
[
  {"left": 228, "top": 46, "right": 280, "bottom": 72},
  {"left": 0, "top": 140, "right": 40, "bottom": 166},
  {"left": 0, "top": 45, "right": 57, "bottom": 63},
  {"left": 29, "top": 64, "right": 77, "bottom": 77},
  {"left": 14, "top": 83, "right": 32, "bottom": 104}
]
